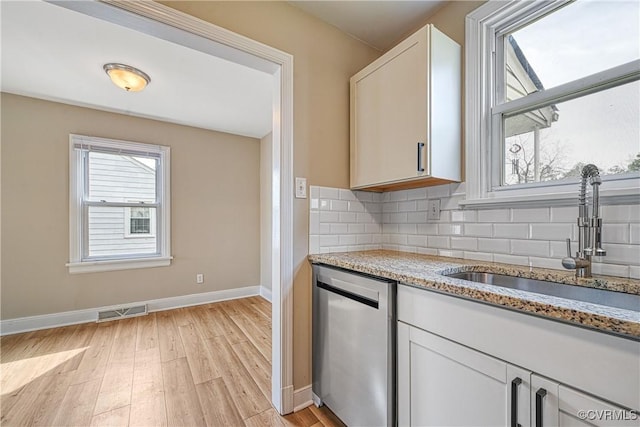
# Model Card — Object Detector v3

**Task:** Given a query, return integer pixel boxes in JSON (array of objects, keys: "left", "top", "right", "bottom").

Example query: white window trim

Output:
[
  {"left": 67, "top": 134, "right": 172, "bottom": 273},
  {"left": 462, "top": 0, "right": 640, "bottom": 209}
]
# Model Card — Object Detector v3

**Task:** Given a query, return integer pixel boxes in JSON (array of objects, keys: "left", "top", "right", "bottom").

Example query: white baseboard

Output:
[
  {"left": 293, "top": 385, "right": 313, "bottom": 412},
  {"left": 0, "top": 285, "right": 260, "bottom": 336},
  {"left": 312, "top": 392, "right": 322, "bottom": 408},
  {"left": 260, "top": 285, "right": 272, "bottom": 302}
]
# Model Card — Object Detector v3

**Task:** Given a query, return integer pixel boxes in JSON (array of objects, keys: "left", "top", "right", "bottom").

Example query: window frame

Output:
[
  {"left": 463, "top": 0, "right": 640, "bottom": 209},
  {"left": 67, "top": 134, "right": 172, "bottom": 273}
]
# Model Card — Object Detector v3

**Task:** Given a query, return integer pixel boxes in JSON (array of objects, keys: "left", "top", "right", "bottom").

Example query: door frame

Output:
[{"left": 66, "top": 0, "right": 295, "bottom": 414}]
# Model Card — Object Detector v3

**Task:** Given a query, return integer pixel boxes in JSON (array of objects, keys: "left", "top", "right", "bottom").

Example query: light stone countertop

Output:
[{"left": 308, "top": 250, "right": 640, "bottom": 340}]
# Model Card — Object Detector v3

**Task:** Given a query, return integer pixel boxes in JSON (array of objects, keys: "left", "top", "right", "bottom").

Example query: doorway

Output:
[{"left": 51, "top": 1, "right": 295, "bottom": 415}]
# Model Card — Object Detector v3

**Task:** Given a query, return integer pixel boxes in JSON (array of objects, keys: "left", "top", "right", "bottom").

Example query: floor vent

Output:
[{"left": 97, "top": 304, "right": 148, "bottom": 322}]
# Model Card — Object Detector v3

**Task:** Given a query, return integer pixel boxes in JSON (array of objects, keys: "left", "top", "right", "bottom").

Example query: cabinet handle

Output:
[
  {"left": 417, "top": 142, "right": 425, "bottom": 173},
  {"left": 511, "top": 377, "right": 522, "bottom": 427},
  {"left": 535, "top": 388, "right": 547, "bottom": 427}
]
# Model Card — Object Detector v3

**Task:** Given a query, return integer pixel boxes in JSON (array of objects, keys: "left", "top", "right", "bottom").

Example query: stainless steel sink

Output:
[{"left": 443, "top": 271, "right": 640, "bottom": 312}]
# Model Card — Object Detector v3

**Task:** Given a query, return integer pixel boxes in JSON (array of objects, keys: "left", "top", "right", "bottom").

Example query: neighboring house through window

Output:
[
  {"left": 68, "top": 134, "right": 171, "bottom": 273},
  {"left": 464, "top": 0, "right": 640, "bottom": 207}
]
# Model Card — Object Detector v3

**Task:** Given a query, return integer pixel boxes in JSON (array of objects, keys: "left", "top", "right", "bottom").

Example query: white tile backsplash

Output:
[
  {"left": 428, "top": 184, "right": 451, "bottom": 198},
  {"left": 511, "top": 208, "right": 550, "bottom": 223},
  {"left": 309, "top": 184, "right": 640, "bottom": 278},
  {"left": 601, "top": 223, "right": 630, "bottom": 244},
  {"left": 478, "top": 238, "right": 510, "bottom": 254},
  {"left": 550, "top": 206, "right": 578, "bottom": 223},
  {"left": 319, "top": 187, "right": 340, "bottom": 199},
  {"left": 428, "top": 235, "right": 450, "bottom": 249},
  {"left": 464, "top": 251, "right": 493, "bottom": 262},
  {"left": 530, "top": 223, "right": 573, "bottom": 241},
  {"left": 510, "top": 240, "right": 549, "bottom": 257},
  {"left": 417, "top": 223, "right": 438, "bottom": 235},
  {"left": 309, "top": 187, "right": 384, "bottom": 255},
  {"left": 407, "top": 235, "right": 428, "bottom": 247},
  {"left": 493, "top": 254, "right": 529, "bottom": 266},
  {"left": 464, "top": 223, "right": 493, "bottom": 237},
  {"left": 398, "top": 200, "right": 417, "bottom": 212},
  {"left": 630, "top": 224, "right": 640, "bottom": 244},
  {"left": 339, "top": 212, "right": 357, "bottom": 223},
  {"left": 601, "top": 205, "right": 640, "bottom": 223},
  {"left": 406, "top": 188, "right": 428, "bottom": 200},
  {"left": 493, "top": 224, "right": 529, "bottom": 239},
  {"left": 451, "top": 237, "right": 478, "bottom": 251},
  {"left": 407, "top": 211, "right": 428, "bottom": 223},
  {"left": 348, "top": 223, "right": 365, "bottom": 234},
  {"left": 398, "top": 223, "right": 417, "bottom": 235},
  {"left": 478, "top": 209, "right": 510, "bottom": 223},
  {"left": 330, "top": 223, "right": 348, "bottom": 234}
]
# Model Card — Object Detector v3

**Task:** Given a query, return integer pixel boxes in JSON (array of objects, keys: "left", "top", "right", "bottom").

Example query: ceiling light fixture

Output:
[{"left": 103, "top": 63, "right": 150, "bottom": 92}]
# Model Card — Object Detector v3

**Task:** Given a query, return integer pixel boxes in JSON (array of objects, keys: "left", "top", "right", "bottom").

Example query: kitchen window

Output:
[
  {"left": 67, "top": 134, "right": 171, "bottom": 273},
  {"left": 464, "top": 0, "right": 640, "bottom": 208}
]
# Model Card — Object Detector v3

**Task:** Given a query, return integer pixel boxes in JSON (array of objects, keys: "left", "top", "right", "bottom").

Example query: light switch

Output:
[
  {"left": 427, "top": 199, "right": 441, "bottom": 220},
  {"left": 295, "top": 177, "right": 307, "bottom": 199}
]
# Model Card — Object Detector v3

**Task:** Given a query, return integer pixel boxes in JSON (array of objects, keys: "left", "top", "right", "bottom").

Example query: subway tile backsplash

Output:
[{"left": 309, "top": 184, "right": 640, "bottom": 278}]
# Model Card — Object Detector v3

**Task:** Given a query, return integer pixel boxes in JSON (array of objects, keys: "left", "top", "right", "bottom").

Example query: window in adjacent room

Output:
[
  {"left": 68, "top": 134, "right": 171, "bottom": 273},
  {"left": 465, "top": 0, "right": 640, "bottom": 205}
]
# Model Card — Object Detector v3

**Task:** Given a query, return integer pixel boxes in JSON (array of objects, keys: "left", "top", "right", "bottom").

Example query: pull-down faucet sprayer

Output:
[{"left": 561, "top": 164, "right": 606, "bottom": 278}]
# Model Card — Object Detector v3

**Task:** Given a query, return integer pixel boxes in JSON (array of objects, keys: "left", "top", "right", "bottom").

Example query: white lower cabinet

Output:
[
  {"left": 398, "top": 322, "right": 638, "bottom": 427},
  {"left": 398, "top": 322, "right": 531, "bottom": 427},
  {"left": 397, "top": 284, "right": 639, "bottom": 426}
]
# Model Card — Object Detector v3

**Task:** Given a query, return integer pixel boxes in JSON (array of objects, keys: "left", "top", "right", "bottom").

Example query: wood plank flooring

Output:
[{"left": 0, "top": 296, "right": 345, "bottom": 427}]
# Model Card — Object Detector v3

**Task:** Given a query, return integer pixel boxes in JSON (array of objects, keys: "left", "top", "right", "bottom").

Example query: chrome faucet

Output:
[{"left": 562, "top": 164, "right": 606, "bottom": 278}]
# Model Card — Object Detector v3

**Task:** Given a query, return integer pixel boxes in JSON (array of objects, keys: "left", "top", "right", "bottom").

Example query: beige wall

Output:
[
  {"left": 260, "top": 132, "right": 273, "bottom": 292},
  {"left": 1, "top": 93, "right": 260, "bottom": 319},
  {"left": 160, "top": 1, "right": 381, "bottom": 389}
]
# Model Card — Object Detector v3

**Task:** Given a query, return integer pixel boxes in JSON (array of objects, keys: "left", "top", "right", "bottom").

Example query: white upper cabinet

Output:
[{"left": 350, "top": 24, "right": 461, "bottom": 191}]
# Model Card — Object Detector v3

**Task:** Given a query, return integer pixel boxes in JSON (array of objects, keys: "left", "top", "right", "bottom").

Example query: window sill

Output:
[
  {"left": 460, "top": 187, "right": 640, "bottom": 210},
  {"left": 67, "top": 256, "right": 173, "bottom": 274}
]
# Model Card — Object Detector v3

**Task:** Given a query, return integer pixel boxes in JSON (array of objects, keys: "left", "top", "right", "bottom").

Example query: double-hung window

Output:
[
  {"left": 465, "top": 0, "right": 640, "bottom": 207},
  {"left": 68, "top": 134, "right": 171, "bottom": 273}
]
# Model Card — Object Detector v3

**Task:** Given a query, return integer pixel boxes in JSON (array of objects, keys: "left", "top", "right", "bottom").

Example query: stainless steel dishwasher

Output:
[{"left": 312, "top": 264, "right": 396, "bottom": 427}]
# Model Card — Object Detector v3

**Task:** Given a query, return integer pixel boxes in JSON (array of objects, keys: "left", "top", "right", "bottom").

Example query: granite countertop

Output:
[{"left": 308, "top": 250, "right": 640, "bottom": 339}]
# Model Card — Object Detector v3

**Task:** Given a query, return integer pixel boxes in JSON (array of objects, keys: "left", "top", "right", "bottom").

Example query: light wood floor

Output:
[{"left": 0, "top": 296, "right": 345, "bottom": 427}]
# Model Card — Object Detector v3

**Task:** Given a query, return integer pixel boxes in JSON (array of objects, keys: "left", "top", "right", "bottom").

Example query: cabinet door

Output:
[
  {"left": 398, "top": 322, "right": 526, "bottom": 426},
  {"left": 532, "top": 375, "right": 639, "bottom": 427},
  {"left": 509, "top": 364, "right": 533, "bottom": 427},
  {"left": 351, "top": 27, "right": 428, "bottom": 188},
  {"left": 531, "top": 375, "right": 560, "bottom": 427}
]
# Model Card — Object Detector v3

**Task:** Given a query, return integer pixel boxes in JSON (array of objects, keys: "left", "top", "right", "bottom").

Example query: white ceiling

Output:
[
  {"left": 2, "top": 1, "right": 448, "bottom": 139},
  {"left": 1, "top": 1, "right": 274, "bottom": 139},
  {"left": 289, "top": 1, "right": 446, "bottom": 51}
]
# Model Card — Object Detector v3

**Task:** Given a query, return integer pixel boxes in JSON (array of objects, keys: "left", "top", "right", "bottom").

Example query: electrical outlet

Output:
[
  {"left": 427, "top": 200, "right": 441, "bottom": 220},
  {"left": 295, "top": 177, "right": 307, "bottom": 199},
  {"left": 196, "top": 273, "right": 204, "bottom": 284}
]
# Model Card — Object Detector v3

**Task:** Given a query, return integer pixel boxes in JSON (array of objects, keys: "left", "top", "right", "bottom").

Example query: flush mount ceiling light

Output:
[{"left": 103, "top": 63, "right": 150, "bottom": 92}]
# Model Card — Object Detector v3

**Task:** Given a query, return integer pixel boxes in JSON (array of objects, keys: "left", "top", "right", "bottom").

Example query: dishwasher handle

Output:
[{"left": 316, "top": 280, "right": 379, "bottom": 309}]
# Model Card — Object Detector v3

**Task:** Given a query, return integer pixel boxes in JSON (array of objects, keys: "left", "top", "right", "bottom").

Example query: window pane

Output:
[
  {"left": 87, "top": 151, "right": 157, "bottom": 203},
  {"left": 502, "top": 80, "right": 639, "bottom": 186},
  {"left": 87, "top": 206, "right": 157, "bottom": 258},
  {"left": 504, "top": 1, "right": 640, "bottom": 101}
]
